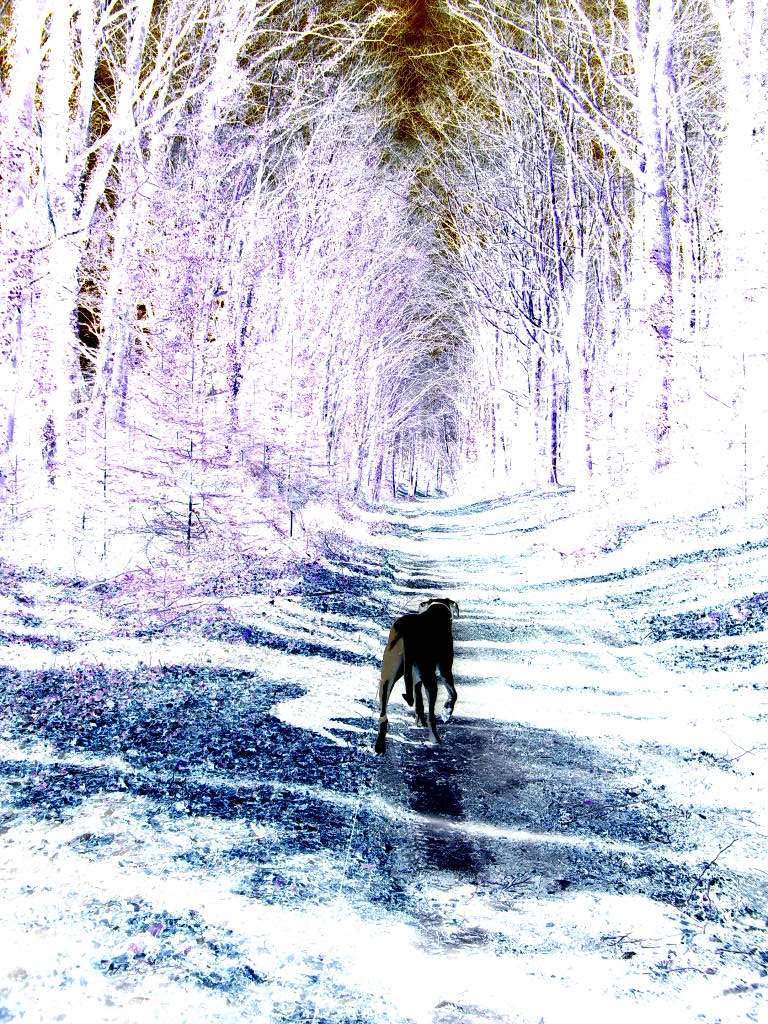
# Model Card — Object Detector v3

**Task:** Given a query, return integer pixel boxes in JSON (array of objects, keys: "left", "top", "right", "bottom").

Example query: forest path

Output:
[{"left": 0, "top": 491, "right": 767, "bottom": 1023}]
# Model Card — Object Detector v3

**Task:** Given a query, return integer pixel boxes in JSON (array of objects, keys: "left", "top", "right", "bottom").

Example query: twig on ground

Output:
[
  {"left": 723, "top": 744, "right": 765, "bottom": 765},
  {"left": 686, "top": 838, "right": 738, "bottom": 906}
]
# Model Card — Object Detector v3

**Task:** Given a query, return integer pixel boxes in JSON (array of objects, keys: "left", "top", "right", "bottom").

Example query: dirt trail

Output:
[
  {"left": 0, "top": 492, "right": 766, "bottom": 1023},
  {"left": 369, "top": 494, "right": 768, "bottom": 1022}
]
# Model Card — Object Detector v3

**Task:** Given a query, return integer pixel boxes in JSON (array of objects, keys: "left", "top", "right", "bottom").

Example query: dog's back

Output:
[{"left": 397, "top": 602, "right": 453, "bottom": 668}]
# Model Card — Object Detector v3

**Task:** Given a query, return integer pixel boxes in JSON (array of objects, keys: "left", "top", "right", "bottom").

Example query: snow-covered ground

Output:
[{"left": 0, "top": 490, "right": 766, "bottom": 1023}]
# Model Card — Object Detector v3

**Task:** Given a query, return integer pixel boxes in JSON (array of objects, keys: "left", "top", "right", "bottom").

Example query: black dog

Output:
[{"left": 374, "top": 598, "right": 459, "bottom": 754}]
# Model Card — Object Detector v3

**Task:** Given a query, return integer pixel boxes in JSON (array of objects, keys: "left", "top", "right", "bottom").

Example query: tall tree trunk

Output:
[{"left": 628, "top": 0, "right": 675, "bottom": 474}]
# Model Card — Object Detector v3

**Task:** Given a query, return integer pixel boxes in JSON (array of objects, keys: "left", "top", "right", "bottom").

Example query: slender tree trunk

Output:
[{"left": 560, "top": 255, "right": 590, "bottom": 488}]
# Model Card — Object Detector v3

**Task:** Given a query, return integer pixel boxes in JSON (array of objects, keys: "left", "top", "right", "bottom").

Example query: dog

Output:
[{"left": 374, "top": 598, "right": 459, "bottom": 754}]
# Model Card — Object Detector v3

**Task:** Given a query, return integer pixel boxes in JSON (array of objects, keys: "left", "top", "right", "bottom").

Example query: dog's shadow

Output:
[
  {"left": 372, "top": 696, "right": 688, "bottom": 900},
  {"left": 372, "top": 716, "right": 493, "bottom": 879}
]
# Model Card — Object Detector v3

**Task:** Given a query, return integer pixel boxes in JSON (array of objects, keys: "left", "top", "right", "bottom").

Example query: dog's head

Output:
[{"left": 419, "top": 597, "right": 459, "bottom": 619}]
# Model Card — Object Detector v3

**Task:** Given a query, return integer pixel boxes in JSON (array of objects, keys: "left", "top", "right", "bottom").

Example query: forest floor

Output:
[{"left": 0, "top": 490, "right": 767, "bottom": 1023}]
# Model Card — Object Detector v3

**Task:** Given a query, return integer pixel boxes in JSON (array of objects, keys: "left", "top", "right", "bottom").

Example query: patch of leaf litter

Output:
[
  {"left": 96, "top": 898, "right": 262, "bottom": 989},
  {"left": 0, "top": 663, "right": 375, "bottom": 828},
  {"left": 526, "top": 536, "right": 768, "bottom": 594},
  {"left": 203, "top": 619, "right": 377, "bottom": 667},
  {"left": 1, "top": 814, "right": 307, "bottom": 1020},
  {"left": 636, "top": 741, "right": 750, "bottom": 777},
  {"left": 658, "top": 640, "right": 768, "bottom": 672},
  {"left": 453, "top": 618, "right": 519, "bottom": 644},
  {"left": 646, "top": 591, "right": 768, "bottom": 642},
  {"left": 0, "top": 627, "right": 79, "bottom": 653},
  {"left": 291, "top": 555, "right": 393, "bottom": 615}
]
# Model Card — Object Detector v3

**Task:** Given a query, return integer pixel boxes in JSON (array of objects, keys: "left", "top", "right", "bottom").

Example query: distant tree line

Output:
[{"left": 0, "top": 1, "right": 766, "bottom": 551}]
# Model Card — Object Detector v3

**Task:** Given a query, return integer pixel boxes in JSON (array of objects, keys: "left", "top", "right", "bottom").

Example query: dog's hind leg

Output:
[
  {"left": 375, "top": 675, "right": 396, "bottom": 754},
  {"left": 413, "top": 684, "right": 428, "bottom": 728},
  {"left": 423, "top": 675, "right": 440, "bottom": 744},
  {"left": 411, "top": 665, "right": 428, "bottom": 728},
  {"left": 401, "top": 652, "right": 415, "bottom": 707},
  {"left": 375, "top": 640, "right": 403, "bottom": 754},
  {"left": 440, "top": 661, "right": 457, "bottom": 721}
]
